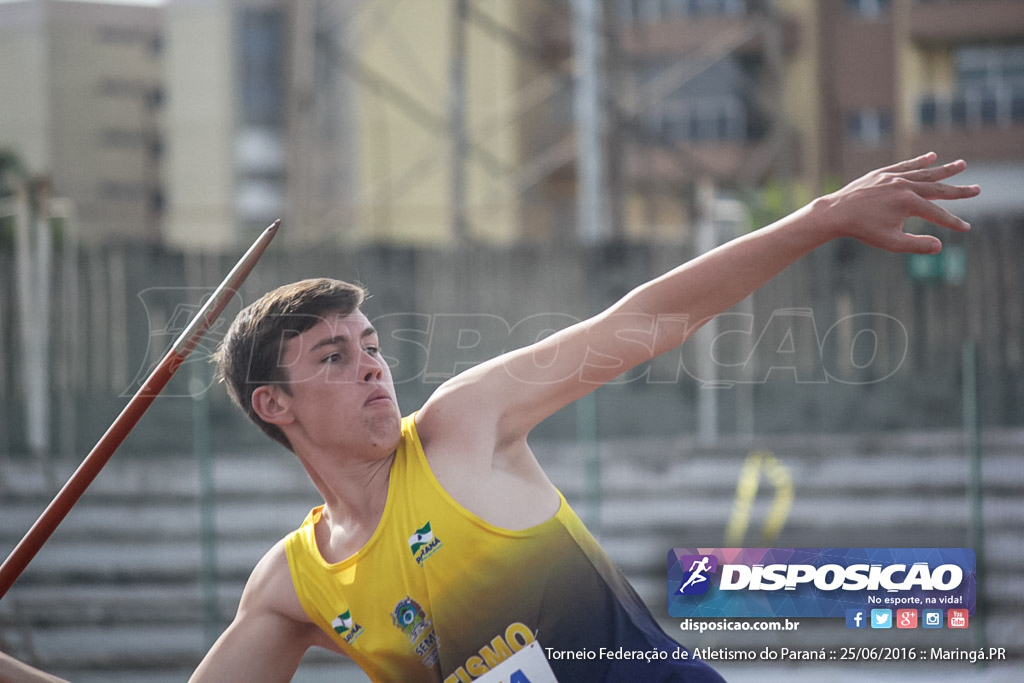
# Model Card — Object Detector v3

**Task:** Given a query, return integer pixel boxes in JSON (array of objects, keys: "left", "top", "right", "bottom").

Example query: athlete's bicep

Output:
[
  {"left": 191, "top": 542, "right": 333, "bottom": 682},
  {"left": 191, "top": 610, "right": 310, "bottom": 682},
  {"left": 420, "top": 311, "right": 649, "bottom": 448}
]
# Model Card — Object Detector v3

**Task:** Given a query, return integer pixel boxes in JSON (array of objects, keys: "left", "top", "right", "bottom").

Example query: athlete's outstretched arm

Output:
[{"left": 419, "top": 153, "right": 979, "bottom": 450}]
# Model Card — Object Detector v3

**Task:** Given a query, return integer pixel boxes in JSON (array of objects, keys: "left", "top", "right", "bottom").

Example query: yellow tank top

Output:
[{"left": 284, "top": 415, "right": 722, "bottom": 683}]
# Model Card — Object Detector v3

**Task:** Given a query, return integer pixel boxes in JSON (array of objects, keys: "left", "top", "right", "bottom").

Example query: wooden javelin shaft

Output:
[{"left": 0, "top": 220, "right": 280, "bottom": 599}]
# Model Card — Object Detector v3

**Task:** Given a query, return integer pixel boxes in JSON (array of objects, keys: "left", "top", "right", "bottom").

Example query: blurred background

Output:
[{"left": 0, "top": 0, "right": 1022, "bottom": 680}]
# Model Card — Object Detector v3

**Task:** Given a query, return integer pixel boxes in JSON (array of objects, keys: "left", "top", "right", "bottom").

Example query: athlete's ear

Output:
[{"left": 251, "top": 384, "right": 294, "bottom": 426}]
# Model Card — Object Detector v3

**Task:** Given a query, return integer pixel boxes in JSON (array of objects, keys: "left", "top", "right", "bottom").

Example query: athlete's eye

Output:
[
  {"left": 323, "top": 352, "right": 342, "bottom": 364},
  {"left": 365, "top": 345, "right": 380, "bottom": 356}
]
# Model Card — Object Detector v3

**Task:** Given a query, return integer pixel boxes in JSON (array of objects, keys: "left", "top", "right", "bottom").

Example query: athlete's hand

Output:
[
  {"left": 0, "top": 651, "right": 69, "bottom": 683},
  {"left": 812, "top": 152, "right": 980, "bottom": 254}
]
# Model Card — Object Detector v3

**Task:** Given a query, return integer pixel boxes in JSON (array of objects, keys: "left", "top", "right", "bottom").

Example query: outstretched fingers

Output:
[
  {"left": 877, "top": 155, "right": 980, "bottom": 201},
  {"left": 888, "top": 156, "right": 980, "bottom": 233},
  {"left": 910, "top": 191, "right": 975, "bottom": 234},
  {"left": 834, "top": 154, "right": 980, "bottom": 255},
  {"left": 886, "top": 231, "right": 943, "bottom": 255},
  {"left": 899, "top": 158, "right": 968, "bottom": 183},
  {"left": 878, "top": 151, "right": 939, "bottom": 174},
  {"left": 915, "top": 179, "right": 981, "bottom": 203}
]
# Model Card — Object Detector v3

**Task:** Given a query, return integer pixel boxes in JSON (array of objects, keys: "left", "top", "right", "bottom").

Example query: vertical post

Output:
[
  {"left": 891, "top": 0, "right": 912, "bottom": 161},
  {"left": 576, "top": 392, "right": 600, "bottom": 537},
  {"left": 572, "top": 0, "right": 607, "bottom": 243},
  {"left": 15, "top": 180, "right": 54, "bottom": 461},
  {"left": 186, "top": 251, "right": 221, "bottom": 646},
  {"left": 13, "top": 185, "right": 34, "bottom": 442},
  {"left": 449, "top": 0, "right": 469, "bottom": 244},
  {"left": 696, "top": 178, "right": 718, "bottom": 444},
  {"left": 962, "top": 342, "right": 987, "bottom": 653},
  {"left": 192, "top": 359, "right": 220, "bottom": 647},
  {"left": 573, "top": 0, "right": 606, "bottom": 530},
  {"left": 53, "top": 199, "right": 80, "bottom": 459},
  {"left": 34, "top": 183, "right": 53, "bottom": 443},
  {"left": 604, "top": 0, "right": 624, "bottom": 240}
]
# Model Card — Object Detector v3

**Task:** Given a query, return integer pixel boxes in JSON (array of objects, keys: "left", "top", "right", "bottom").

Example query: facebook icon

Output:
[{"left": 846, "top": 609, "right": 867, "bottom": 629}]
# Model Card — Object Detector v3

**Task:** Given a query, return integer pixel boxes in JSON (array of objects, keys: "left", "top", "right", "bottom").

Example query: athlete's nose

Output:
[{"left": 360, "top": 351, "right": 385, "bottom": 383}]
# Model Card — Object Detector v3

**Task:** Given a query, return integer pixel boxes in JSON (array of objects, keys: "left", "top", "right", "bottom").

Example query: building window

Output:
[
  {"left": 846, "top": 0, "right": 890, "bottom": 19},
  {"left": 846, "top": 109, "right": 892, "bottom": 146},
  {"left": 100, "top": 128, "right": 147, "bottom": 149},
  {"left": 238, "top": 9, "right": 286, "bottom": 126},
  {"left": 636, "top": 56, "right": 755, "bottom": 143},
  {"left": 98, "top": 181, "right": 148, "bottom": 202},
  {"left": 1013, "top": 91, "right": 1024, "bottom": 121},
  {"left": 645, "top": 96, "right": 747, "bottom": 142},
  {"left": 97, "top": 26, "right": 156, "bottom": 47},
  {"left": 96, "top": 78, "right": 148, "bottom": 98},
  {"left": 957, "top": 44, "right": 1024, "bottom": 90},
  {"left": 919, "top": 96, "right": 939, "bottom": 128},
  {"left": 919, "top": 43, "right": 1024, "bottom": 128},
  {"left": 958, "top": 43, "right": 1024, "bottom": 124},
  {"left": 618, "top": 0, "right": 746, "bottom": 25}
]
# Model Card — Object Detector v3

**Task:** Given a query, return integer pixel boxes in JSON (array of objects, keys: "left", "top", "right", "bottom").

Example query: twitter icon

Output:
[{"left": 871, "top": 609, "right": 892, "bottom": 629}]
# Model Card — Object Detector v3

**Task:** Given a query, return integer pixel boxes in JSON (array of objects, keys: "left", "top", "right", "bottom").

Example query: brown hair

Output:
[{"left": 214, "top": 278, "right": 367, "bottom": 450}]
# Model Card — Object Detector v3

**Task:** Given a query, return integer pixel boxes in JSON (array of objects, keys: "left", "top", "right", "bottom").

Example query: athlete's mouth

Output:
[{"left": 364, "top": 390, "right": 392, "bottom": 407}]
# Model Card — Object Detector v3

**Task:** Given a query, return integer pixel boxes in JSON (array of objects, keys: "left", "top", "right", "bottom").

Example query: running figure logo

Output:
[{"left": 677, "top": 554, "right": 718, "bottom": 595}]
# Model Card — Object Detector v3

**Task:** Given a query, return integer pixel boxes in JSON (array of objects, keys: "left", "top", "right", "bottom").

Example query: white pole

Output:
[
  {"left": 33, "top": 184, "right": 54, "bottom": 455},
  {"left": 572, "top": 0, "right": 607, "bottom": 243},
  {"left": 696, "top": 178, "right": 719, "bottom": 444},
  {"left": 14, "top": 182, "right": 52, "bottom": 458},
  {"left": 52, "top": 198, "right": 80, "bottom": 459}
]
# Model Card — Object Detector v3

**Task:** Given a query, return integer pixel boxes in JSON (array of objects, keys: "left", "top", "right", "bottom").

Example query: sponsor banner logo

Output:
[
  {"left": 409, "top": 521, "right": 443, "bottom": 566},
  {"left": 667, "top": 548, "right": 975, "bottom": 619},
  {"left": 331, "top": 609, "right": 365, "bottom": 644},
  {"left": 391, "top": 596, "right": 440, "bottom": 667},
  {"left": 676, "top": 554, "right": 719, "bottom": 595}
]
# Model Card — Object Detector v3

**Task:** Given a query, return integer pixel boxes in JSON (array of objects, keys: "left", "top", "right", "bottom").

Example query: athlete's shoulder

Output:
[{"left": 241, "top": 538, "right": 311, "bottom": 625}]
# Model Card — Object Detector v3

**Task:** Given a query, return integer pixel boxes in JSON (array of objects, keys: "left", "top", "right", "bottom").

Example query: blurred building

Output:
[
  {"left": 0, "top": 0, "right": 164, "bottom": 242},
  {"left": 820, "top": 0, "right": 1024, "bottom": 207},
  {"left": 5, "top": 0, "right": 1020, "bottom": 247},
  {"left": 165, "top": 0, "right": 286, "bottom": 248},
  {"left": 533, "top": 0, "right": 1024, "bottom": 241},
  {"left": 564, "top": 0, "right": 800, "bottom": 242},
  {"left": 161, "top": 0, "right": 1024, "bottom": 249},
  {"left": 165, "top": 0, "right": 524, "bottom": 249}
]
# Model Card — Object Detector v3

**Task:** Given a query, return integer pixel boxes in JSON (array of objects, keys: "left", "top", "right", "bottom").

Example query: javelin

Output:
[{"left": 0, "top": 220, "right": 280, "bottom": 599}]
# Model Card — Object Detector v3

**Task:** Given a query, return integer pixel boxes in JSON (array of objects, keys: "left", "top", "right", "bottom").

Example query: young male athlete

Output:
[{"left": 190, "top": 153, "right": 979, "bottom": 682}]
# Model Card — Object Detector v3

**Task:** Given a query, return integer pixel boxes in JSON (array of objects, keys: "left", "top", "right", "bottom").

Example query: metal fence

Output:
[{"left": 1, "top": 212, "right": 1022, "bottom": 459}]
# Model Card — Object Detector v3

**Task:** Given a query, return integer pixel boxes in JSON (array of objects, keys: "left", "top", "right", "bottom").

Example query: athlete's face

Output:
[{"left": 271, "top": 309, "right": 401, "bottom": 456}]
